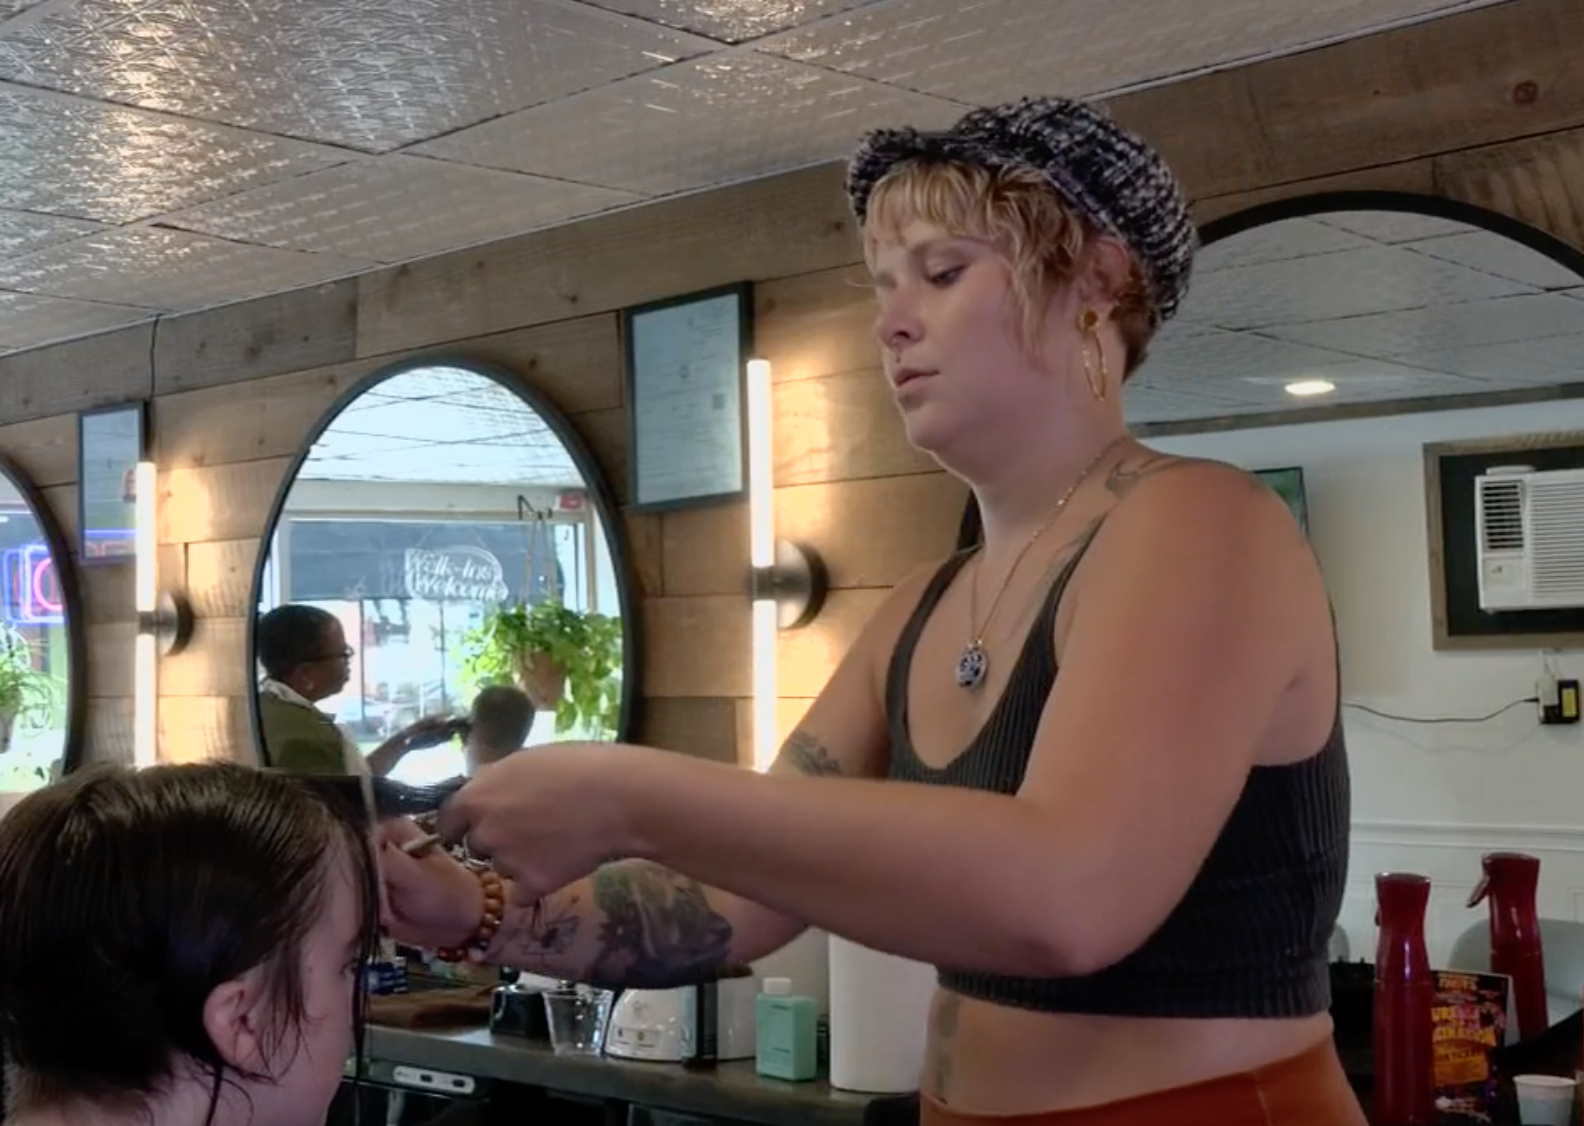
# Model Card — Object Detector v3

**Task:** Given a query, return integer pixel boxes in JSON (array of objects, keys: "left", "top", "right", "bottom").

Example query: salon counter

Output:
[{"left": 360, "top": 1025, "right": 919, "bottom": 1126}]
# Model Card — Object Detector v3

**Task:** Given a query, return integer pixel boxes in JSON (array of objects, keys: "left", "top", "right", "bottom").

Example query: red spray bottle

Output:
[
  {"left": 1375, "top": 872, "right": 1436, "bottom": 1126},
  {"left": 1466, "top": 851, "right": 1548, "bottom": 1043}
]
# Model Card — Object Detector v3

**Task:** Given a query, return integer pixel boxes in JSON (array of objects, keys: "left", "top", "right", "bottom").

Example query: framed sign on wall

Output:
[
  {"left": 624, "top": 282, "right": 753, "bottom": 512},
  {"left": 78, "top": 401, "right": 147, "bottom": 565}
]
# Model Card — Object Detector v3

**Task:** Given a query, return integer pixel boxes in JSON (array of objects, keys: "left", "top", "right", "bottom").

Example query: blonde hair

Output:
[{"left": 862, "top": 159, "right": 1156, "bottom": 379}]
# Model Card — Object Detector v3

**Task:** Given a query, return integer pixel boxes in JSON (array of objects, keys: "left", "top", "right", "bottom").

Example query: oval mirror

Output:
[
  {"left": 0, "top": 452, "right": 85, "bottom": 807},
  {"left": 957, "top": 193, "right": 1584, "bottom": 548},
  {"left": 247, "top": 360, "right": 639, "bottom": 783}
]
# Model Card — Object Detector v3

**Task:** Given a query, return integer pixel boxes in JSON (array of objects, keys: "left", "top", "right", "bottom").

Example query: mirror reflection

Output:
[
  {"left": 253, "top": 363, "right": 630, "bottom": 785},
  {"left": 0, "top": 467, "right": 74, "bottom": 795},
  {"left": 1127, "top": 202, "right": 1584, "bottom": 975},
  {"left": 1134, "top": 203, "right": 1584, "bottom": 424}
]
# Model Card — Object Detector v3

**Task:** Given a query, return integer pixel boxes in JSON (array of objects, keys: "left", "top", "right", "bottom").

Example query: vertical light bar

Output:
[
  {"left": 134, "top": 461, "right": 156, "bottom": 614},
  {"left": 745, "top": 359, "right": 777, "bottom": 771},
  {"left": 133, "top": 461, "right": 157, "bottom": 768}
]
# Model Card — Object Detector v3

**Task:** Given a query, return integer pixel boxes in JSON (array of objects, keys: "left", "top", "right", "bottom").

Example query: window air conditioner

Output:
[{"left": 1475, "top": 465, "right": 1584, "bottom": 611}]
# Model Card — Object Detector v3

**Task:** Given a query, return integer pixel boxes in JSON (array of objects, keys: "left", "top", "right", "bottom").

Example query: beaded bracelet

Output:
[{"left": 434, "top": 864, "right": 505, "bottom": 963}]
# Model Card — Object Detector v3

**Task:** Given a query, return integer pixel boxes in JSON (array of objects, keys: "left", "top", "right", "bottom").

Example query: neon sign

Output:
[{"left": 2, "top": 543, "right": 62, "bottom": 626}]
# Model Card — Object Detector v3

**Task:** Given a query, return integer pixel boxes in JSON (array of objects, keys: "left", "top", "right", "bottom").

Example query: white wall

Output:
[{"left": 1153, "top": 400, "right": 1584, "bottom": 971}]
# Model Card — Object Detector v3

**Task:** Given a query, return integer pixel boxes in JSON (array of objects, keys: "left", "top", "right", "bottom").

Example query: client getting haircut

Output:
[
  {"left": 466, "top": 684, "right": 535, "bottom": 772},
  {"left": 0, "top": 762, "right": 377, "bottom": 1119}
]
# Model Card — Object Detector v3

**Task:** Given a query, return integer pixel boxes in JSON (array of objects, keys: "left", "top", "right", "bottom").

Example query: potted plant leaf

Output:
[
  {"left": 461, "top": 602, "right": 623, "bottom": 738},
  {"left": 0, "top": 625, "right": 55, "bottom": 763}
]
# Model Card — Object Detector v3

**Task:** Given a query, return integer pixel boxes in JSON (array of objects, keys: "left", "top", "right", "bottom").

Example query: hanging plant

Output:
[
  {"left": 461, "top": 602, "right": 623, "bottom": 738},
  {"left": 0, "top": 625, "right": 59, "bottom": 783}
]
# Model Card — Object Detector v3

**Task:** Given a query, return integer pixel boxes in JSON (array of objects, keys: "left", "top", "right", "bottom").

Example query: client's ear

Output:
[{"left": 202, "top": 969, "right": 270, "bottom": 1074}]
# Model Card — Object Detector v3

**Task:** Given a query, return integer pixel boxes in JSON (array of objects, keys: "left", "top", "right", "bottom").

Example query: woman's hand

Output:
[
  {"left": 377, "top": 817, "right": 485, "bottom": 948},
  {"left": 434, "top": 743, "right": 639, "bottom": 904}
]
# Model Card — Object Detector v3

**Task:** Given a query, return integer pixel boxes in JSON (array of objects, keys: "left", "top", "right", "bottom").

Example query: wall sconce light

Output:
[
  {"left": 745, "top": 358, "right": 828, "bottom": 772},
  {"left": 133, "top": 459, "right": 193, "bottom": 767}
]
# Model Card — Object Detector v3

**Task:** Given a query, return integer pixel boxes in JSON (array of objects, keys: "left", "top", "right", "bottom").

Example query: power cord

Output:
[{"left": 1343, "top": 698, "right": 1538, "bottom": 725}]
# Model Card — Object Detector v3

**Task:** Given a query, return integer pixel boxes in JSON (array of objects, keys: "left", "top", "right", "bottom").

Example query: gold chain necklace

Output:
[{"left": 956, "top": 435, "right": 1127, "bottom": 691}]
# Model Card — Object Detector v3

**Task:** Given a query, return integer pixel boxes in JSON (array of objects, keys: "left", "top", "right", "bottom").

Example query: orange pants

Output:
[{"left": 921, "top": 1038, "right": 1369, "bottom": 1126}]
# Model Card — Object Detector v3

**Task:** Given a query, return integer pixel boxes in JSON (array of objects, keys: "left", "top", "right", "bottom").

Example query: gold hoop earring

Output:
[{"left": 1078, "top": 309, "right": 1109, "bottom": 403}]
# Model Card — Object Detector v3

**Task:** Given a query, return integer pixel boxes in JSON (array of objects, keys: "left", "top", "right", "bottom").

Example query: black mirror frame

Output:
[
  {"left": 244, "top": 356, "right": 644, "bottom": 767},
  {"left": 0, "top": 451, "right": 88, "bottom": 778},
  {"left": 956, "top": 189, "right": 1584, "bottom": 551}
]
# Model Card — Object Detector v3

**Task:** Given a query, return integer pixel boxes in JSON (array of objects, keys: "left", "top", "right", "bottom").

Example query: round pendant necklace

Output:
[{"left": 956, "top": 436, "right": 1127, "bottom": 691}]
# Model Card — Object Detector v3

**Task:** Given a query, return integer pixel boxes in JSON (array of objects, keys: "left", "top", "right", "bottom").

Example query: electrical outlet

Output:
[{"left": 1542, "top": 678, "right": 1581, "bottom": 725}]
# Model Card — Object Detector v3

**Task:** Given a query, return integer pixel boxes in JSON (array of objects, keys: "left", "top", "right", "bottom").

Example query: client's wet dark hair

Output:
[{"left": 0, "top": 762, "right": 379, "bottom": 1117}]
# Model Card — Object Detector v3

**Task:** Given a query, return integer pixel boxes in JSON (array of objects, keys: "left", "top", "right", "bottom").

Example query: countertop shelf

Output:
[{"left": 359, "top": 1024, "right": 917, "bottom": 1126}]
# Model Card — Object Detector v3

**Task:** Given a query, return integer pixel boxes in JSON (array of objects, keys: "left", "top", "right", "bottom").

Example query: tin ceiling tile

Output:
[
  {"left": 0, "top": 85, "right": 347, "bottom": 224},
  {"left": 0, "top": 227, "right": 372, "bottom": 310},
  {"left": 1198, "top": 218, "right": 1376, "bottom": 271},
  {"left": 0, "top": 0, "right": 716, "bottom": 152},
  {"left": 574, "top": 0, "right": 877, "bottom": 43},
  {"left": 1265, "top": 293, "right": 1584, "bottom": 359},
  {"left": 755, "top": 0, "right": 1498, "bottom": 105},
  {"left": 1403, "top": 230, "right": 1584, "bottom": 290},
  {"left": 1407, "top": 334, "right": 1584, "bottom": 385},
  {"left": 160, "top": 156, "right": 640, "bottom": 264},
  {"left": 1316, "top": 209, "right": 1472, "bottom": 243},
  {"left": 1178, "top": 245, "right": 1532, "bottom": 331},
  {"left": 0, "top": 210, "right": 107, "bottom": 259},
  {"left": 0, "top": 290, "right": 152, "bottom": 350},
  {"left": 414, "top": 51, "right": 965, "bottom": 196}
]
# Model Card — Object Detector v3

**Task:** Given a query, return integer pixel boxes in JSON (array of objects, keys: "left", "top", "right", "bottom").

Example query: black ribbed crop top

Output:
[{"left": 886, "top": 539, "right": 1351, "bottom": 1019}]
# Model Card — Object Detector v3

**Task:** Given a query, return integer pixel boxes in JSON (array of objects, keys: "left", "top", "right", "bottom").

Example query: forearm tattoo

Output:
[
  {"left": 779, "top": 728, "right": 844, "bottom": 777},
  {"left": 584, "top": 862, "right": 734, "bottom": 989},
  {"left": 493, "top": 862, "right": 734, "bottom": 990}
]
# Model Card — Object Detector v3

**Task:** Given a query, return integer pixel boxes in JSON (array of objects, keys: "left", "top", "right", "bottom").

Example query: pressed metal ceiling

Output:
[{"left": 0, "top": 0, "right": 1533, "bottom": 426}]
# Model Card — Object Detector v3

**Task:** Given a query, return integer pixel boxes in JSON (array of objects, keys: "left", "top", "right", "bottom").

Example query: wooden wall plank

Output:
[
  {"left": 40, "top": 484, "right": 78, "bottom": 556},
  {"left": 84, "top": 697, "right": 132, "bottom": 766},
  {"left": 1435, "top": 125, "right": 1584, "bottom": 249},
  {"left": 437, "top": 314, "right": 625, "bottom": 416},
  {"left": 621, "top": 510, "right": 665, "bottom": 600},
  {"left": 159, "top": 460, "right": 292, "bottom": 545},
  {"left": 754, "top": 267, "right": 875, "bottom": 385},
  {"left": 0, "top": 323, "right": 153, "bottom": 423},
  {"left": 775, "top": 370, "right": 934, "bottom": 486},
  {"left": 154, "top": 280, "right": 359, "bottom": 394},
  {"left": 1111, "top": 0, "right": 1584, "bottom": 202},
  {"left": 662, "top": 503, "right": 748, "bottom": 598},
  {"left": 575, "top": 408, "right": 631, "bottom": 505},
  {"left": 1191, "top": 159, "right": 1438, "bottom": 226},
  {"left": 161, "top": 617, "right": 249, "bottom": 698},
  {"left": 0, "top": 414, "right": 78, "bottom": 487},
  {"left": 85, "top": 622, "right": 134, "bottom": 697},
  {"left": 641, "top": 698, "right": 740, "bottom": 763},
  {"left": 156, "top": 358, "right": 378, "bottom": 470},
  {"left": 78, "top": 563, "right": 135, "bottom": 625},
  {"left": 184, "top": 539, "right": 260, "bottom": 619},
  {"left": 356, "top": 163, "right": 857, "bottom": 356},
  {"left": 776, "top": 473, "right": 964, "bottom": 589},
  {"left": 778, "top": 589, "right": 886, "bottom": 699},
  {"left": 642, "top": 596, "right": 748, "bottom": 698},
  {"left": 160, "top": 695, "right": 252, "bottom": 764}
]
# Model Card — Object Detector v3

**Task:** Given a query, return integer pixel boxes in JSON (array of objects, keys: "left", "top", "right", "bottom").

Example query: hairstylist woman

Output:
[{"left": 380, "top": 96, "right": 1365, "bottom": 1126}]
